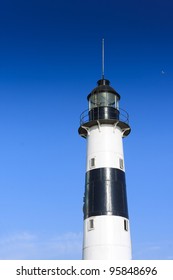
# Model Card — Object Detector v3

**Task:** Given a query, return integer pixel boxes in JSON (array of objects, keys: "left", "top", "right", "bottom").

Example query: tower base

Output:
[{"left": 83, "top": 215, "right": 132, "bottom": 260}]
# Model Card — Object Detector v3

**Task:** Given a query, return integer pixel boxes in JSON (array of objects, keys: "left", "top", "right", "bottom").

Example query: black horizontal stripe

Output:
[{"left": 83, "top": 168, "right": 129, "bottom": 219}]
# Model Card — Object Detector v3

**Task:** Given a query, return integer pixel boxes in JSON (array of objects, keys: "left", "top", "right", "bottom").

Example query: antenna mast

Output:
[{"left": 102, "top": 38, "right": 105, "bottom": 79}]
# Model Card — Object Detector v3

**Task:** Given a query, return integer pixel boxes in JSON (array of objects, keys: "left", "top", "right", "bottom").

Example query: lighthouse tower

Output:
[{"left": 78, "top": 44, "right": 132, "bottom": 260}]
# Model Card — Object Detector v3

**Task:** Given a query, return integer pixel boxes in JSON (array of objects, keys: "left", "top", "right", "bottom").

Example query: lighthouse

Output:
[{"left": 78, "top": 44, "right": 132, "bottom": 260}]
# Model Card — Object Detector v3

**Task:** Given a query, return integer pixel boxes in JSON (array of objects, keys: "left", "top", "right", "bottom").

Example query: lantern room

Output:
[
  {"left": 78, "top": 78, "right": 131, "bottom": 138},
  {"left": 87, "top": 79, "right": 120, "bottom": 122}
]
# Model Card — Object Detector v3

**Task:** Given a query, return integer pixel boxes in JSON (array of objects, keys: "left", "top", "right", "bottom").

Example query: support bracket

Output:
[
  {"left": 81, "top": 126, "right": 90, "bottom": 136},
  {"left": 113, "top": 121, "right": 119, "bottom": 132},
  {"left": 96, "top": 120, "right": 101, "bottom": 132},
  {"left": 122, "top": 127, "right": 130, "bottom": 137}
]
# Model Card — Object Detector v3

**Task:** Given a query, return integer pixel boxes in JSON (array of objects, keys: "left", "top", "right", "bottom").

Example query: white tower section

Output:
[{"left": 79, "top": 78, "right": 132, "bottom": 259}]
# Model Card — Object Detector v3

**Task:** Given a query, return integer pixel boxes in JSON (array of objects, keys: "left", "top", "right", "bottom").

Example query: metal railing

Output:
[{"left": 80, "top": 107, "right": 129, "bottom": 126}]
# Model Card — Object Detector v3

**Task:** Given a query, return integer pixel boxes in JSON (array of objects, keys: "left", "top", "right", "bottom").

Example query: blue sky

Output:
[{"left": 0, "top": 0, "right": 173, "bottom": 259}]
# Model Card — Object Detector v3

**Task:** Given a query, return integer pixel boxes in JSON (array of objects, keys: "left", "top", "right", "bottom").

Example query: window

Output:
[
  {"left": 124, "top": 219, "right": 128, "bottom": 231},
  {"left": 119, "top": 158, "right": 124, "bottom": 169},
  {"left": 89, "top": 92, "right": 118, "bottom": 110},
  {"left": 90, "top": 158, "right": 96, "bottom": 168},
  {"left": 88, "top": 219, "right": 94, "bottom": 231}
]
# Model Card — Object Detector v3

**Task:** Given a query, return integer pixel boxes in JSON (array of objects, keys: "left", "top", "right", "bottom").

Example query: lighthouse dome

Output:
[{"left": 87, "top": 79, "right": 120, "bottom": 101}]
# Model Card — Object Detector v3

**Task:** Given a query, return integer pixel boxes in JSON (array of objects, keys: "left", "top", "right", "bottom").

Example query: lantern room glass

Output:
[{"left": 89, "top": 92, "right": 119, "bottom": 110}]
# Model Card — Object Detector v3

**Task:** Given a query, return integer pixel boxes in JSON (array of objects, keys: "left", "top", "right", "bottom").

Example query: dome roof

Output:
[{"left": 87, "top": 79, "right": 120, "bottom": 100}]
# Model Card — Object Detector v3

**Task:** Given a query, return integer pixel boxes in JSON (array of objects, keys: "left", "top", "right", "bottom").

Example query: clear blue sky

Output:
[{"left": 0, "top": 0, "right": 173, "bottom": 259}]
